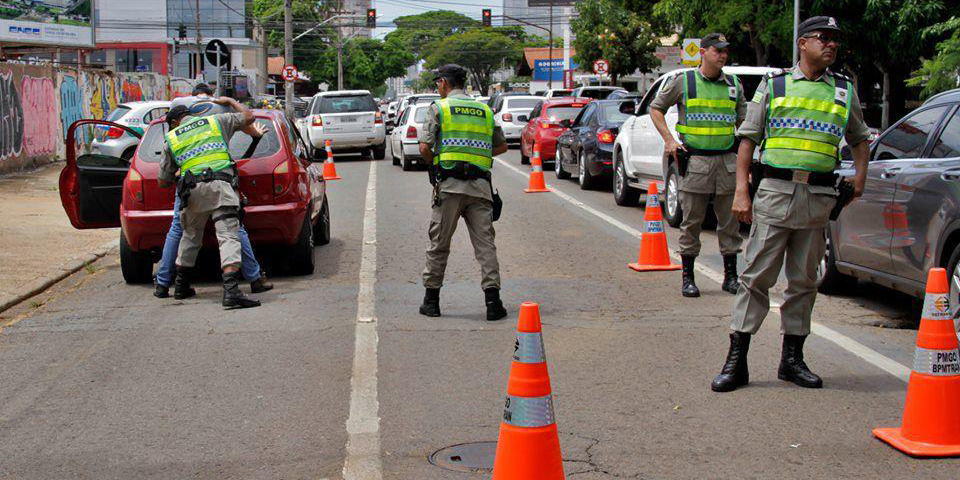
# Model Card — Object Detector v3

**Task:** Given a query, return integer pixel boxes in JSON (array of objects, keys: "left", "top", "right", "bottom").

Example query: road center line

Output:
[
  {"left": 342, "top": 161, "right": 383, "bottom": 479},
  {"left": 495, "top": 157, "right": 910, "bottom": 382}
]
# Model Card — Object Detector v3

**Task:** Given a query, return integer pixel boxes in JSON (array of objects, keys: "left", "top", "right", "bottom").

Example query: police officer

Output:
[
  {"left": 711, "top": 16, "right": 870, "bottom": 392},
  {"left": 418, "top": 64, "right": 509, "bottom": 321},
  {"left": 650, "top": 33, "right": 746, "bottom": 298},
  {"left": 158, "top": 97, "right": 262, "bottom": 309}
]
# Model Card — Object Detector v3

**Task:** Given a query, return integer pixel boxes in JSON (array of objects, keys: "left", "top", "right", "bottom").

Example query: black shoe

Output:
[
  {"left": 222, "top": 271, "right": 261, "bottom": 309},
  {"left": 711, "top": 332, "right": 751, "bottom": 392},
  {"left": 778, "top": 335, "right": 823, "bottom": 388},
  {"left": 681, "top": 255, "right": 700, "bottom": 298},
  {"left": 173, "top": 266, "right": 196, "bottom": 300},
  {"left": 154, "top": 283, "right": 170, "bottom": 298},
  {"left": 419, "top": 288, "right": 441, "bottom": 317},
  {"left": 721, "top": 254, "right": 739, "bottom": 294},
  {"left": 250, "top": 271, "right": 274, "bottom": 293},
  {"left": 484, "top": 288, "right": 508, "bottom": 321}
]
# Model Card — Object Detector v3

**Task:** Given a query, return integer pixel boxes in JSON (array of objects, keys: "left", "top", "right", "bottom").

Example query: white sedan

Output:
[
  {"left": 390, "top": 103, "right": 432, "bottom": 171},
  {"left": 494, "top": 96, "right": 544, "bottom": 143}
]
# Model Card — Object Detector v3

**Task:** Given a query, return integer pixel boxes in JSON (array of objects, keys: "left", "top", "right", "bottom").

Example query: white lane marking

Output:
[
  {"left": 342, "top": 162, "right": 383, "bottom": 479},
  {"left": 496, "top": 157, "right": 911, "bottom": 382}
]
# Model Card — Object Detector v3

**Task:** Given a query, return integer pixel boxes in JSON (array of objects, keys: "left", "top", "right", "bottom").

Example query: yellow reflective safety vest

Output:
[
  {"left": 675, "top": 69, "right": 740, "bottom": 152},
  {"left": 166, "top": 115, "right": 233, "bottom": 175},
  {"left": 435, "top": 97, "right": 495, "bottom": 170},
  {"left": 762, "top": 72, "right": 851, "bottom": 173}
]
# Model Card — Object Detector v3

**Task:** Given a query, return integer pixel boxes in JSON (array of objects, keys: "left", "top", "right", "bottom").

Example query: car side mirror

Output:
[
  {"left": 518, "top": 115, "right": 529, "bottom": 123},
  {"left": 619, "top": 101, "right": 636, "bottom": 115}
]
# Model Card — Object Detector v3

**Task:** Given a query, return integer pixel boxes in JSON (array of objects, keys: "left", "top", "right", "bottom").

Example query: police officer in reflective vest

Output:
[
  {"left": 418, "top": 64, "right": 509, "bottom": 321},
  {"left": 650, "top": 33, "right": 747, "bottom": 298},
  {"left": 711, "top": 17, "right": 870, "bottom": 392},
  {"left": 158, "top": 98, "right": 262, "bottom": 309}
]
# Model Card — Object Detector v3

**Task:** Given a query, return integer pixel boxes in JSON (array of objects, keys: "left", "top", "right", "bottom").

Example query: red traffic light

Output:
[
  {"left": 366, "top": 9, "right": 376, "bottom": 28},
  {"left": 482, "top": 8, "right": 491, "bottom": 27}
]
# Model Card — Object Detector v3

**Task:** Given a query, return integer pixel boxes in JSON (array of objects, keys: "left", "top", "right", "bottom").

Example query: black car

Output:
[{"left": 555, "top": 99, "right": 634, "bottom": 189}]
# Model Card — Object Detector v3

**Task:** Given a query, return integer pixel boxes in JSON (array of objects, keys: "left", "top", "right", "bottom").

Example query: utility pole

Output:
[
  {"left": 563, "top": 6, "right": 570, "bottom": 88},
  {"left": 284, "top": 0, "right": 293, "bottom": 118},
  {"left": 337, "top": 16, "right": 344, "bottom": 90},
  {"left": 792, "top": 0, "right": 800, "bottom": 65},
  {"left": 195, "top": 0, "right": 202, "bottom": 79},
  {"left": 548, "top": 0, "right": 553, "bottom": 89}
]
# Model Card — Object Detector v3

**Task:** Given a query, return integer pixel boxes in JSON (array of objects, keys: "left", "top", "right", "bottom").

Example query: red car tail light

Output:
[
  {"left": 502, "top": 113, "right": 513, "bottom": 122},
  {"left": 406, "top": 125, "right": 418, "bottom": 139},
  {"left": 126, "top": 167, "right": 145, "bottom": 208},
  {"left": 273, "top": 160, "right": 292, "bottom": 196},
  {"left": 541, "top": 122, "right": 561, "bottom": 129},
  {"left": 312, "top": 116, "right": 323, "bottom": 127},
  {"left": 375, "top": 111, "right": 383, "bottom": 124},
  {"left": 106, "top": 127, "right": 125, "bottom": 139},
  {"left": 598, "top": 130, "right": 616, "bottom": 143}
]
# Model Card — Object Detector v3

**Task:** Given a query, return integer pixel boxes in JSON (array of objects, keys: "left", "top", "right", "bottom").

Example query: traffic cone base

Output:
[
  {"left": 322, "top": 140, "right": 341, "bottom": 180},
  {"left": 493, "top": 424, "right": 564, "bottom": 479},
  {"left": 628, "top": 183, "right": 681, "bottom": 271},
  {"left": 873, "top": 267, "right": 960, "bottom": 457}
]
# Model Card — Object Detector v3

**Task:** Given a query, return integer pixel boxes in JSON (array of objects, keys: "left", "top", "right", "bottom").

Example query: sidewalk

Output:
[{"left": 0, "top": 163, "right": 117, "bottom": 312}]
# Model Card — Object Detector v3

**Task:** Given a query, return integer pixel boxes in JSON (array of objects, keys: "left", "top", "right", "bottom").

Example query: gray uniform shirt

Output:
[
  {"left": 419, "top": 90, "right": 507, "bottom": 201},
  {"left": 158, "top": 112, "right": 247, "bottom": 185}
]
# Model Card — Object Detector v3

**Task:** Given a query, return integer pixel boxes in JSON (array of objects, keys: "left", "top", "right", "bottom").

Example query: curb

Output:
[{"left": 0, "top": 238, "right": 120, "bottom": 314}]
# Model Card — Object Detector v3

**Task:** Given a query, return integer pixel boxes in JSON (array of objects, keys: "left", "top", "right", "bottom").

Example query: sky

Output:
[{"left": 371, "top": 0, "right": 505, "bottom": 38}]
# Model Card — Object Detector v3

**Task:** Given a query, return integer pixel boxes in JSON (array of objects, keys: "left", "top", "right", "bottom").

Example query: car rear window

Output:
[
  {"left": 600, "top": 103, "right": 632, "bottom": 124},
  {"left": 411, "top": 95, "right": 440, "bottom": 104},
  {"left": 551, "top": 90, "right": 572, "bottom": 96},
  {"left": 414, "top": 106, "right": 430, "bottom": 123},
  {"left": 314, "top": 94, "right": 377, "bottom": 114},
  {"left": 545, "top": 106, "right": 585, "bottom": 122},
  {"left": 578, "top": 89, "right": 619, "bottom": 100},
  {"left": 137, "top": 118, "right": 281, "bottom": 163},
  {"left": 106, "top": 106, "right": 132, "bottom": 122},
  {"left": 506, "top": 98, "right": 541, "bottom": 109}
]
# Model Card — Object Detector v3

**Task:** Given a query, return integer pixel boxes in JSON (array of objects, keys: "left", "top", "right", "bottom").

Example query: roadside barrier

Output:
[
  {"left": 322, "top": 139, "right": 342, "bottom": 181},
  {"left": 524, "top": 140, "right": 551, "bottom": 193},
  {"left": 492, "top": 302, "right": 564, "bottom": 479},
  {"left": 873, "top": 267, "right": 960, "bottom": 456},
  {"left": 628, "top": 182, "right": 681, "bottom": 272}
]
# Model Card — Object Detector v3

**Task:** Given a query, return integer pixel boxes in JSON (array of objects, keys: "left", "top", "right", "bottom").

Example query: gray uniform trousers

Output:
[
  {"left": 423, "top": 191, "right": 501, "bottom": 290},
  {"left": 730, "top": 178, "right": 836, "bottom": 336},
  {"left": 678, "top": 153, "right": 742, "bottom": 257},
  {"left": 176, "top": 179, "right": 243, "bottom": 269}
]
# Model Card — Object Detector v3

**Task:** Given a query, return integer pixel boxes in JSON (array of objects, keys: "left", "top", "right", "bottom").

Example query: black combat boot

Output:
[
  {"left": 721, "top": 254, "right": 739, "bottom": 294},
  {"left": 419, "top": 288, "right": 441, "bottom": 317},
  {"left": 154, "top": 282, "right": 170, "bottom": 299},
  {"left": 485, "top": 288, "right": 508, "bottom": 321},
  {"left": 222, "top": 271, "right": 261, "bottom": 309},
  {"left": 778, "top": 335, "right": 823, "bottom": 388},
  {"left": 681, "top": 255, "right": 700, "bottom": 298},
  {"left": 711, "top": 332, "right": 751, "bottom": 392},
  {"left": 250, "top": 271, "right": 274, "bottom": 293},
  {"left": 173, "top": 266, "right": 196, "bottom": 300}
]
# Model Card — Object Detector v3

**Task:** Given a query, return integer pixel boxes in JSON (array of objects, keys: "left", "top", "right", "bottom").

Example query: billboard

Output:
[
  {"left": 534, "top": 58, "right": 578, "bottom": 82},
  {"left": 0, "top": 0, "right": 95, "bottom": 48}
]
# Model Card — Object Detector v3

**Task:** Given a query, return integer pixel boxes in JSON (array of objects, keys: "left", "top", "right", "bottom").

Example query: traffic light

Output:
[
  {"left": 482, "top": 9, "right": 492, "bottom": 27},
  {"left": 366, "top": 9, "right": 376, "bottom": 28},
  {"left": 178, "top": 23, "right": 186, "bottom": 40}
]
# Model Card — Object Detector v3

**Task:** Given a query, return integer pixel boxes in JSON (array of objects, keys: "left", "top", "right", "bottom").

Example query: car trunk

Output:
[{"left": 320, "top": 112, "right": 376, "bottom": 135}]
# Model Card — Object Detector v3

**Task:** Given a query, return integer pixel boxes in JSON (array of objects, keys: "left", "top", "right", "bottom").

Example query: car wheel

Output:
[
  {"left": 373, "top": 141, "right": 387, "bottom": 160},
  {"left": 663, "top": 163, "right": 684, "bottom": 228},
  {"left": 401, "top": 149, "right": 413, "bottom": 171},
  {"left": 521, "top": 147, "right": 530, "bottom": 165},
  {"left": 578, "top": 150, "right": 596, "bottom": 190},
  {"left": 291, "top": 206, "right": 315, "bottom": 275},
  {"left": 391, "top": 142, "right": 400, "bottom": 166},
  {"left": 119, "top": 231, "right": 153, "bottom": 284},
  {"left": 948, "top": 245, "right": 960, "bottom": 335},
  {"left": 613, "top": 153, "right": 639, "bottom": 206},
  {"left": 312, "top": 196, "right": 331, "bottom": 246},
  {"left": 817, "top": 228, "right": 856, "bottom": 294},
  {"left": 555, "top": 150, "right": 570, "bottom": 179}
]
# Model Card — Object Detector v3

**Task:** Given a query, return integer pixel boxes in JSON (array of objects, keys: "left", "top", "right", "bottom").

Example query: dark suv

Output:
[{"left": 819, "top": 88, "right": 960, "bottom": 333}]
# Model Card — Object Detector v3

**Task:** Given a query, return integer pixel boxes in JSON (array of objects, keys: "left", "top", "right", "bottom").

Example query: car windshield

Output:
[
  {"left": 600, "top": 103, "right": 632, "bottom": 124},
  {"left": 106, "top": 106, "right": 132, "bottom": 122},
  {"left": 551, "top": 90, "right": 572, "bottom": 96},
  {"left": 137, "top": 118, "right": 281, "bottom": 163},
  {"left": 545, "top": 106, "right": 584, "bottom": 122},
  {"left": 506, "top": 98, "right": 541, "bottom": 109},
  {"left": 314, "top": 94, "right": 377, "bottom": 114}
]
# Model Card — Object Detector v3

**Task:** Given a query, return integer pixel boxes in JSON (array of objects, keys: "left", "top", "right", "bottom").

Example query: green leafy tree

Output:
[
  {"left": 909, "top": 16, "right": 960, "bottom": 98},
  {"left": 309, "top": 37, "right": 413, "bottom": 94},
  {"left": 385, "top": 10, "right": 479, "bottom": 62},
  {"left": 572, "top": 0, "right": 660, "bottom": 84},
  {"left": 424, "top": 30, "right": 524, "bottom": 94}
]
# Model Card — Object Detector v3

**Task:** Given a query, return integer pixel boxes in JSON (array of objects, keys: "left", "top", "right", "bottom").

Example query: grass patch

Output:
[
  {"left": 29, "top": 300, "right": 45, "bottom": 309},
  {"left": 84, "top": 264, "right": 97, "bottom": 275}
]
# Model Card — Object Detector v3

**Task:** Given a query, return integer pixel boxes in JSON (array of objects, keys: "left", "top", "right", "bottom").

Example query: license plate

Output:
[{"left": 341, "top": 116, "right": 359, "bottom": 123}]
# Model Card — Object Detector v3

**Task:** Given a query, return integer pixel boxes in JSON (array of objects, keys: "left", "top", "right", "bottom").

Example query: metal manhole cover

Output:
[{"left": 428, "top": 441, "right": 497, "bottom": 473}]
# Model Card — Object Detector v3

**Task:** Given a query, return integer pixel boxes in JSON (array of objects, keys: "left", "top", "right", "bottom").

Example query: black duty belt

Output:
[
  {"left": 437, "top": 162, "right": 491, "bottom": 182},
  {"left": 762, "top": 164, "right": 837, "bottom": 187}
]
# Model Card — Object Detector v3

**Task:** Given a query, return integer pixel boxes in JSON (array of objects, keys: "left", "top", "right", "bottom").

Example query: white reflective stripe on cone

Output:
[
  {"left": 502, "top": 395, "right": 555, "bottom": 428},
  {"left": 913, "top": 347, "right": 960, "bottom": 376},
  {"left": 922, "top": 292, "right": 952, "bottom": 321},
  {"left": 513, "top": 333, "right": 546, "bottom": 364}
]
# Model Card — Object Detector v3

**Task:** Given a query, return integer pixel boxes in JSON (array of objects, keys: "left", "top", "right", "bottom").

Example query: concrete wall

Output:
[{"left": 0, "top": 63, "right": 174, "bottom": 175}]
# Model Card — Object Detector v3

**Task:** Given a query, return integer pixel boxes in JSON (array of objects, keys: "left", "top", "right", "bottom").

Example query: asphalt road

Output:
[{"left": 0, "top": 143, "right": 956, "bottom": 479}]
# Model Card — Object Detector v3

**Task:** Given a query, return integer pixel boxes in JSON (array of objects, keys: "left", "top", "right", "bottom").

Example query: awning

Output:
[{"left": 523, "top": 47, "right": 576, "bottom": 70}]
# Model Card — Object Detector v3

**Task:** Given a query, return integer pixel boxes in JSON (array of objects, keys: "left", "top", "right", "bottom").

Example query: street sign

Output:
[
  {"left": 563, "top": 69, "right": 574, "bottom": 89},
  {"left": 204, "top": 39, "right": 230, "bottom": 68},
  {"left": 593, "top": 59, "right": 609, "bottom": 75},
  {"left": 681, "top": 38, "right": 701, "bottom": 67},
  {"left": 282, "top": 64, "right": 298, "bottom": 83}
]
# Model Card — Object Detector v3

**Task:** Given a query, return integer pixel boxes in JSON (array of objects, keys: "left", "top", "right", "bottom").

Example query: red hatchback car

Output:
[
  {"left": 519, "top": 97, "right": 591, "bottom": 165},
  {"left": 59, "top": 110, "right": 330, "bottom": 284}
]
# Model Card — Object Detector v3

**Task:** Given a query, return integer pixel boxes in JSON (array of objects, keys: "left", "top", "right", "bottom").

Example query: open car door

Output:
[{"left": 59, "top": 119, "right": 143, "bottom": 229}]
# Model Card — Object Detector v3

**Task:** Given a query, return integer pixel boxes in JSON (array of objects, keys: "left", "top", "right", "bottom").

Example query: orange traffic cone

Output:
[
  {"left": 524, "top": 140, "right": 551, "bottom": 193},
  {"left": 492, "top": 302, "right": 564, "bottom": 480},
  {"left": 322, "top": 139, "right": 341, "bottom": 180},
  {"left": 873, "top": 267, "right": 960, "bottom": 457},
  {"left": 628, "top": 182, "right": 681, "bottom": 272}
]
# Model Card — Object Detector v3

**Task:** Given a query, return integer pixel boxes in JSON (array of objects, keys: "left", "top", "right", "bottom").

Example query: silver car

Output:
[
  {"left": 92, "top": 101, "right": 170, "bottom": 159},
  {"left": 820, "top": 88, "right": 960, "bottom": 336}
]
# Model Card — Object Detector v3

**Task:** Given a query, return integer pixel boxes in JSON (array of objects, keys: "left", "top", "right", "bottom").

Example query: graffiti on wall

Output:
[
  {"left": 121, "top": 79, "right": 143, "bottom": 103},
  {"left": 59, "top": 74, "right": 83, "bottom": 142},
  {"left": 21, "top": 76, "right": 56, "bottom": 156},
  {"left": 0, "top": 71, "right": 24, "bottom": 160}
]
